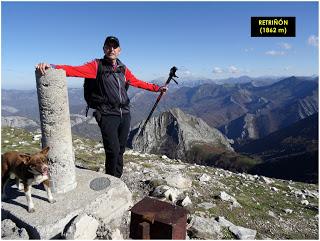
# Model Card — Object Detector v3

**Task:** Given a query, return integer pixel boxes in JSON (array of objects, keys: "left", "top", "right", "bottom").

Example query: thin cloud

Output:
[
  {"left": 265, "top": 50, "right": 285, "bottom": 56},
  {"left": 228, "top": 66, "right": 239, "bottom": 73},
  {"left": 279, "top": 42, "right": 292, "bottom": 50},
  {"left": 212, "top": 67, "right": 223, "bottom": 74},
  {"left": 308, "top": 35, "right": 319, "bottom": 47},
  {"left": 179, "top": 66, "right": 193, "bottom": 76},
  {"left": 244, "top": 47, "right": 254, "bottom": 52}
]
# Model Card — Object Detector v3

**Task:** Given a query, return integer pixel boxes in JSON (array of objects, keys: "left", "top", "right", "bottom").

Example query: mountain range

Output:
[
  {"left": 128, "top": 76, "right": 317, "bottom": 144},
  {"left": 3, "top": 76, "right": 317, "bottom": 143},
  {"left": 240, "top": 113, "right": 318, "bottom": 183},
  {"left": 1, "top": 75, "right": 318, "bottom": 182}
]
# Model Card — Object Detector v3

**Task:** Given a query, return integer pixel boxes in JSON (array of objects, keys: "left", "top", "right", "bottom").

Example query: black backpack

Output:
[{"left": 83, "top": 59, "right": 128, "bottom": 116}]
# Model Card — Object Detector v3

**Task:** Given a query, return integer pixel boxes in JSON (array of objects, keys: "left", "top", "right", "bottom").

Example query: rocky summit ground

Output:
[{"left": 1, "top": 127, "right": 319, "bottom": 239}]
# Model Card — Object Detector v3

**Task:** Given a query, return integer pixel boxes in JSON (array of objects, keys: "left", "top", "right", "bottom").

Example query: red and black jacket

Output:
[{"left": 52, "top": 57, "right": 160, "bottom": 116}]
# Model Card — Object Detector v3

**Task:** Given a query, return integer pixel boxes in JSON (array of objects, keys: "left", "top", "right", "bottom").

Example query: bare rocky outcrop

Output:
[
  {"left": 63, "top": 214, "right": 99, "bottom": 240},
  {"left": 1, "top": 219, "right": 29, "bottom": 240},
  {"left": 1, "top": 116, "right": 39, "bottom": 131},
  {"left": 128, "top": 108, "right": 233, "bottom": 160}
]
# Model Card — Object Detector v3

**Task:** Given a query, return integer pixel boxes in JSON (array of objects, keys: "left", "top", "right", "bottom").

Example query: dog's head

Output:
[{"left": 22, "top": 147, "right": 50, "bottom": 176}]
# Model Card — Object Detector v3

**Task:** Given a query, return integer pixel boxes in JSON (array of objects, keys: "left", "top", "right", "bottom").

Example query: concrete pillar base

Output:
[{"left": 1, "top": 168, "right": 133, "bottom": 239}]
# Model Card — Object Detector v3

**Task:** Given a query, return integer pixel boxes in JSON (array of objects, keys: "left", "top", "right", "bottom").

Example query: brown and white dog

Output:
[{"left": 1, "top": 147, "right": 55, "bottom": 212}]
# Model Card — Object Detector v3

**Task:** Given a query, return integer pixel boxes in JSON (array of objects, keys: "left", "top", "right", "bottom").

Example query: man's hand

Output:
[
  {"left": 35, "top": 63, "right": 51, "bottom": 75},
  {"left": 158, "top": 85, "right": 168, "bottom": 93}
]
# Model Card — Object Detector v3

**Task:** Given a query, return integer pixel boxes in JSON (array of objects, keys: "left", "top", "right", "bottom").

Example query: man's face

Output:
[{"left": 103, "top": 42, "right": 121, "bottom": 61}]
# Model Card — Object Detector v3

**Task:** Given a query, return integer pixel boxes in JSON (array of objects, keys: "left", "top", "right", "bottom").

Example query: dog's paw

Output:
[
  {"left": 49, "top": 199, "right": 56, "bottom": 204},
  {"left": 28, "top": 208, "right": 35, "bottom": 213},
  {"left": 18, "top": 183, "right": 24, "bottom": 191}
]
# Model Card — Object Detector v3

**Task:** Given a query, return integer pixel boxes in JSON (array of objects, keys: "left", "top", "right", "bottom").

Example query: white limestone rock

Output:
[
  {"left": 215, "top": 216, "right": 234, "bottom": 227},
  {"left": 199, "top": 173, "right": 211, "bottom": 182},
  {"left": 182, "top": 196, "right": 192, "bottom": 207},
  {"left": 267, "top": 210, "right": 276, "bottom": 218},
  {"left": 64, "top": 214, "right": 100, "bottom": 240},
  {"left": 1, "top": 219, "right": 29, "bottom": 240},
  {"left": 229, "top": 225, "right": 257, "bottom": 240},
  {"left": 271, "top": 187, "right": 279, "bottom": 192},
  {"left": 110, "top": 229, "right": 123, "bottom": 240},
  {"left": 197, "top": 202, "right": 216, "bottom": 210},
  {"left": 259, "top": 176, "right": 274, "bottom": 184},
  {"left": 188, "top": 216, "right": 222, "bottom": 239},
  {"left": 165, "top": 172, "right": 192, "bottom": 189},
  {"left": 284, "top": 209, "right": 293, "bottom": 214},
  {"left": 218, "top": 191, "right": 242, "bottom": 208}
]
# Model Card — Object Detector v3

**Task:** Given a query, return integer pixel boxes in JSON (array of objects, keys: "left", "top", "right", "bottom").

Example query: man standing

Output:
[{"left": 36, "top": 36, "right": 167, "bottom": 178}]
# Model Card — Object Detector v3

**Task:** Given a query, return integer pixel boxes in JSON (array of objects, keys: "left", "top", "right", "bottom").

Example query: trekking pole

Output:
[{"left": 138, "top": 66, "right": 178, "bottom": 136}]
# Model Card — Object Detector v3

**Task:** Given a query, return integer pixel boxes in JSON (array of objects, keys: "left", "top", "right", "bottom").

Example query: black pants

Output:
[{"left": 99, "top": 113, "right": 131, "bottom": 178}]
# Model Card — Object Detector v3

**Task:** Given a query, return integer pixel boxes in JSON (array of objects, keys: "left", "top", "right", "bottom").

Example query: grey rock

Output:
[
  {"left": 1, "top": 116, "right": 39, "bottom": 130},
  {"left": 63, "top": 214, "right": 100, "bottom": 240},
  {"left": 197, "top": 202, "right": 216, "bottom": 210},
  {"left": 303, "top": 189, "right": 318, "bottom": 199},
  {"left": 229, "top": 225, "right": 257, "bottom": 240},
  {"left": 181, "top": 196, "right": 192, "bottom": 207},
  {"left": 188, "top": 216, "right": 222, "bottom": 239},
  {"left": 110, "top": 228, "right": 123, "bottom": 240},
  {"left": 216, "top": 216, "right": 235, "bottom": 228},
  {"left": 1, "top": 219, "right": 29, "bottom": 240},
  {"left": 165, "top": 172, "right": 192, "bottom": 189},
  {"left": 2, "top": 105, "right": 19, "bottom": 114},
  {"left": 216, "top": 216, "right": 257, "bottom": 240},
  {"left": 199, "top": 173, "right": 211, "bottom": 182},
  {"left": 284, "top": 208, "right": 293, "bottom": 214},
  {"left": 267, "top": 210, "right": 276, "bottom": 218},
  {"left": 218, "top": 191, "right": 242, "bottom": 208},
  {"left": 271, "top": 187, "right": 279, "bottom": 192},
  {"left": 259, "top": 176, "right": 274, "bottom": 184}
]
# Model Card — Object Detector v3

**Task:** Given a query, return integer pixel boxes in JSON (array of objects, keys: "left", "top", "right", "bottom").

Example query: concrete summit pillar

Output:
[{"left": 35, "top": 68, "right": 77, "bottom": 193}]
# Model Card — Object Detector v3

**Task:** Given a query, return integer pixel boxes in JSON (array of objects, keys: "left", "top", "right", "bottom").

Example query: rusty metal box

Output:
[{"left": 130, "top": 197, "right": 188, "bottom": 239}]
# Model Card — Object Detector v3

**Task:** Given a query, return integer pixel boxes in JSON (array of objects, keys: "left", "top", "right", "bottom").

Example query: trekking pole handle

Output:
[{"left": 166, "top": 66, "right": 178, "bottom": 85}]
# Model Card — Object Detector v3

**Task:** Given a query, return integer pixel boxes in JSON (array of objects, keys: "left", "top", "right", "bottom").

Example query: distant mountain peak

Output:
[{"left": 127, "top": 108, "right": 233, "bottom": 160}]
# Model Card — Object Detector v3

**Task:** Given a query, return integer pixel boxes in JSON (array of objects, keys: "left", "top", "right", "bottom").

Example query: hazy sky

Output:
[{"left": 2, "top": 1, "right": 319, "bottom": 89}]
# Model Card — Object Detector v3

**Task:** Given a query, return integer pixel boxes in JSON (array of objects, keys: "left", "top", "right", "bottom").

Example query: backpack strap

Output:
[
  {"left": 116, "top": 59, "right": 130, "bottom": 90},
  {"left": 96, "top": 58, "right": 103, "bottom": 77},
  {"left": 85, "top": 59, "right": 103, "bottom": 117}
]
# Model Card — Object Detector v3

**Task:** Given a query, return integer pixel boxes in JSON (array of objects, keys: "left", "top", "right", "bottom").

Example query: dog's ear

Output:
[
  {"left": 18, "top": 154, "right": 31, "bottom": 164},
  {"left": 40, "top": 146, "right": 50, "bottom": 156}
]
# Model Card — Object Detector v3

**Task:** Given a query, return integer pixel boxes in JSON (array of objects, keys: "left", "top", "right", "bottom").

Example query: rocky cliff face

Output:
[
  {"left": 127, "top": 108, "right": 233, "bottom": 160},
  {"left": 1, "top": 116, "right": 40, "bottom": 132}
]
